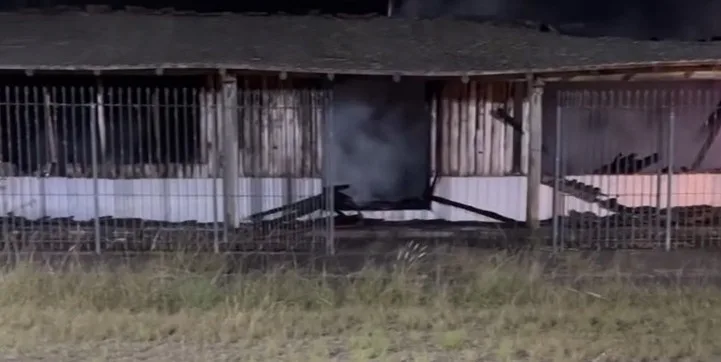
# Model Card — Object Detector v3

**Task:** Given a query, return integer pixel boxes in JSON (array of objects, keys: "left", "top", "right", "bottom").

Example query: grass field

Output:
[{"left": 0, "top": 248, "right": 720, "bottom": 361}]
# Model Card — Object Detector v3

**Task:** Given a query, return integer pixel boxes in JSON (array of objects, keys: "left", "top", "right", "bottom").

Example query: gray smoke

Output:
[
  {"left": 329, "top": 78, "right": 430, "bottom": 205},
  {"left": 397, "top": 0, "right": 721, "bottom": 40},
  {"left": 399, "top": 0, "right": 516, "bottom": 20},
  {"left": 394, "top": 0, "right": 721, "bottom": 177},
  {"left": 327, "top": 1, "right": 721, "bottom": 203}
]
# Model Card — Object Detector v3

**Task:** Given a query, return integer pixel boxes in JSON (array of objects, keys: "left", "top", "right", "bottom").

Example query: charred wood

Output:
[
  {"left": 490, "top": 107, "right": 524, "bottom": 134},
  {"left": 660, "top": 166, "right": 690, "bottom": 173},
  {"left": 0, "top": 208, "right": 721, "bottom": 252},
  {"left": 592, "top": 152, "right": 659, "bottom": 175},
  {"left": 551, "top": 204, "right": 721, "bottom": 228},
  {"left": 247, "top": 184, "right": 360, "bottom": 222},
  {"left": 691, "top": 99, "right": 721, "bottom": 170},
  {"left": 430, "top": 195, "right": 521, "bottom": 225},
  {"left": 541, "top": 176, "right": 606, "bottom": 204}
]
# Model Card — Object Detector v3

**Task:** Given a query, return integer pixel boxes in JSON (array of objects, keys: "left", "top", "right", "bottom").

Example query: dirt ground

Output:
[{"left": 0, "top": 340, "right": 493, "bottom": 362}]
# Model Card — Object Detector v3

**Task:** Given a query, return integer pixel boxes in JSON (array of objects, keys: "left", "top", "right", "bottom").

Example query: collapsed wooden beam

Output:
[
  {"left": 490, "top": 107, "right": 524, "bottom": 133},
  {"left": 430, "top": 195, "right": 520, "bottom": 225},
  {"left": 247, "top": 184, "right": 356, "bottom": 222},
  {"left": 690, "top": 99, "right": 721, "bottom": 170}
]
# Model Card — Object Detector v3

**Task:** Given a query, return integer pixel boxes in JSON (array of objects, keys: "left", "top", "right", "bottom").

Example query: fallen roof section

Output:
[{"left": 0, "top": 10, "right": 721, "bottom": 76}]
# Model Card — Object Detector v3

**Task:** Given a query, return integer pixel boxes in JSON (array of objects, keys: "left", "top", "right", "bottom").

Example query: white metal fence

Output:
[
  {"left": 1, "top": 77, "right": 720, "bottom": 254},
  {"left": 0, "top": 79, "right": 336, "bottom": 254},
  {"left": 550, "top": 85, "right": 721, "bottom": 250}
]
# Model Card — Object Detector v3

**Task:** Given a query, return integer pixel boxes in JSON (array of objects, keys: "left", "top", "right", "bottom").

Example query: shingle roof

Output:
[{"left": 0, "top": 10, "right": 720, "bottom": 76}]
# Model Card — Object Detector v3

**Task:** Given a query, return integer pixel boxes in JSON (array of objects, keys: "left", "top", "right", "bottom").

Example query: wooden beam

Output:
[
  {"left": 151, "top": 88, "right": 162, "bottom": 169},
  {"left": 90, "top": 80, "right": 103, "bottom": 254},
  {"left": 526, "top": 75, "right": 544, "bottom": 231},
  {"left": 221, "top": 73, "right": 240, "bottom": 230},
  {"left": 42, "top": 87, "right": 59, "bottom": 176},
  {"left": 198, "top": 75, "right": 222, "bottom": 250},
  {"left": 322, "top": 78, "right": 336, "bottom": 255},
  {"left": 511, "top": 82, "right": 524, "bottom": 174},
  {"left": 95, "top": 79, "right": 107, "bottom": 176},
  {"left": 690, "top": 99, "right": 721, "bottom": 170},
  {"left": 199, "top": 76, "right": 216, "bottom": 174},
  {"left": 542, "top": 70, "right": 721, "bottom": 82}
]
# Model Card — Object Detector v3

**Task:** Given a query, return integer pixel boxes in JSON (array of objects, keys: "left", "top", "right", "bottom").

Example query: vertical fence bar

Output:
[
  {"left": 324, "top": 80, "right": 336, "bottom": 255},
  {"left": 281, "top": 80, "right": 293, "bottom": 248},
  {"left": 207, "top": 78, "right": 221, "bottom": 251},
  {"left": 526, "top": 76, "right": 543, "bottom": 232},
  {"left": 1, "top": 85, "right": 10, "bottom": 254},
  {"left": 598, "top": 90, "right": 609, "bottom": 248},
  {"left": 221, "top": 72, "right": 239, "bottom": 247},
  {"left": 551, "top": 93, "right": 563, "bottom": 252},
  {"left": 665, "top": 100, "right": 675, "bottom": 251},
  {"left": 0, "top": 85, "right": 6, "bottom": 251},
  {"left": 654, "top": 90, "right": 665, "bottom": 248},
  {"left": 33, "top": 86, "right": 48, "bottom": 223},
  {"left": 91, "top": 81, "right": 102, "bottom": 254},
  {"left": 17, "top": 86, "right": 28, "bottom": 251}
]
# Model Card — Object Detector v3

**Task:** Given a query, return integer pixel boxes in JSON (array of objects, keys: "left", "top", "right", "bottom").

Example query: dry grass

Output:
[{"left": 0, "top": 249, "right": 720, "bottom": 361}]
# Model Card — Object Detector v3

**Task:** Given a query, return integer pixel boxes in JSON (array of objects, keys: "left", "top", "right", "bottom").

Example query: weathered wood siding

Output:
[
  {"left": 431, "top": 81, "right": 528, "bottom": 176},
  {"left": 236, "top": 78, "right": 326, "bottom": 178}
]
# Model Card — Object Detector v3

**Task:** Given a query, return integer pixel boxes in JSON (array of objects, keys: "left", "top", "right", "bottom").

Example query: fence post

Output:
[
  {"left": 91, "top": 79, "right": 103, "bottom": 255},
  {"left": 202, "top": 77, "right": 222, "bottom": 252},
  {"left": 323, "top": 78, "right": 336, "bottom": 255},
  {"left": 526, "top": 75, "right": 544, "bottom": 234},
  {"left": 221, "top": 71, "right": 239, "bottom": 241},
  {"left": 665, "top": 102, "right": 676, "bottom": 251},
  {"left": 551, "top": 95, "right": 563, "bottom": 252},
  {"left": 655, "top": 91, "right": 665, "bottom": 246}
]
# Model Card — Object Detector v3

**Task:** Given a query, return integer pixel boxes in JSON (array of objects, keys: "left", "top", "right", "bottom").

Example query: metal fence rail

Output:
[
  {"left": 0, "top": 79, "right": 335, "bottom": 254},
  {"left": 551, "top": 85, "right": 721, "bottom": 250}
]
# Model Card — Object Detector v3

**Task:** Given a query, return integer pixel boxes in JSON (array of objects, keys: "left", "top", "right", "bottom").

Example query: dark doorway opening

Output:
[{"left": 329, "top": 76, "right": 432, "bottom": 211}]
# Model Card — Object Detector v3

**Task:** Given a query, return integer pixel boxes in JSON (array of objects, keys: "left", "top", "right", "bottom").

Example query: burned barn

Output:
[{"left": 1, "top": 9, "right": 721, "bottom": 252}]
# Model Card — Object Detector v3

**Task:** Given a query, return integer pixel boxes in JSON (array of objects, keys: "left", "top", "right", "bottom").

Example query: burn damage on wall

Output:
[{"left": 543, "top": 81, "right": 721, "bottom": 176}]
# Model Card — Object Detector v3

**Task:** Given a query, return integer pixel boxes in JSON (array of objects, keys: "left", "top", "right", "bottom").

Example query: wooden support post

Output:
[
  {"left": 200, "top": 76, "right": 217, "bottom": 174},
  {"left": 526, "top": 75, "right": 544, "bottom": 232},
  {"left": 151, "top": 89, "right": 162, "bottom": 167},
  {"left": 221, "top": 72, "right": 239, "bottom": 230},
  {"left": 511, "top": 83, "right": 524, "bottom": 174},
  {"left": 91, "top": 78, "right": 105, "bottom": 255},
  {"left": 199, "top": 76, "right": 222, "bottom": 251},
  {"left": 42, "top": 88, "right": 59, "bottom": 176},
  {"left": 96, "top": 80, "right": 107, "bottom": 177},
  {"left": 322, "top": 78, "right": 336, "bottom": 255}
]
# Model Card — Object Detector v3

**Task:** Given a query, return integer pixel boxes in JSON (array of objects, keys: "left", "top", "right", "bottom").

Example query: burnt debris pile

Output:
[
  {"left": 591, "top": 152, "right": 660, "bottom": 175},
  {"left": 0, "top": 213, "right": 330, "bottom": 253},
  {"left": 560, "top": 205, "right": 721, "bottom": 228},
  {"left": 1, "top": 183, "right": 721, "bottom": 252}
]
